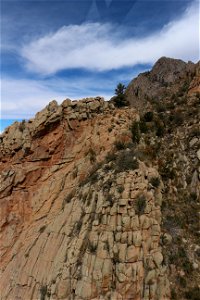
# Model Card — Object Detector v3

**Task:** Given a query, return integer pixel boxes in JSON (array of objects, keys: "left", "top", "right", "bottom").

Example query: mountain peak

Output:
[{"left": 126, "top": 57, "right": 199, "bottom": 111}]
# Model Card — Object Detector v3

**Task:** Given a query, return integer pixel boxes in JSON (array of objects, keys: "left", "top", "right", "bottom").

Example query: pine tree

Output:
[
  {"left": 114, "top": 83, "right": 128, "bottom": 107},
  {"left": 115, "top": 83, "right": 126, "bottom": 95}
]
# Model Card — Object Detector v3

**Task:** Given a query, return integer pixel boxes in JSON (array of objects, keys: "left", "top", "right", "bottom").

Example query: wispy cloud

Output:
[
  {"left": 1, "top": 78, "right": 63, "bottom": 119},
  {"left": 21, "top": 3, "right": 199, "bottom": 75},
  {"left": 1, "top": 76, "right": 116, "bottom": 119}
]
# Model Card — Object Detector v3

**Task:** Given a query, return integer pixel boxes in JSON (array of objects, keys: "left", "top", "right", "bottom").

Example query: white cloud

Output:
[
  {"left": 1, "top": 78, "right": 63, "bottom": 119},
  {"left": 1, "top": 76, "right": 114, "bottom": 119},
  {"left": 21, "top": 3, "right": 199, "bottom": 75}
]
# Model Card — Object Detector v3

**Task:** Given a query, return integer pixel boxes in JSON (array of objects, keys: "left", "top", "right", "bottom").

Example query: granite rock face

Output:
[
  {"left": 0, "top": 96, "right": 171, "bottom": 300},
  {"left": 1, "top": 57, "right": 200, "bottom": 300}
]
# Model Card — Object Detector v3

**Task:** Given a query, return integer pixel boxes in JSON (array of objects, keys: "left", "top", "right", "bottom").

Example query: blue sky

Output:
[{"left": 1, "top": 0, "right": 199, "bottom": 131}]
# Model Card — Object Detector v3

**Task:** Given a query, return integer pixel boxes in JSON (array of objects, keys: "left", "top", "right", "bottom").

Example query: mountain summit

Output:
[
  {"left": 126, "top": 56, "right": 199, "bottom": 111},
  {"left": 0, "top": 58, "right": 199, "bottom": 300}
]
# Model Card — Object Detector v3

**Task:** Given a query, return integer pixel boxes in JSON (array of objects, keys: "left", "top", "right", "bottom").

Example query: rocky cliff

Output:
[
  {"left": 126, "top": 57, "right": 200, "bottom": 299},
  {"left": 126, "top": 56, "right": 198, "bottom": 112},
  {"left": 0, "top": 57, "right": 199, "bottom": 300}
]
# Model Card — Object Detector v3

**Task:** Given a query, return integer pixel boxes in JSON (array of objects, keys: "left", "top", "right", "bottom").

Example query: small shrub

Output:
[
  {"left": 167, "top": 102, "right": 175, "bottom": 110},
  {"left": 150, "top": 177, "right": 160, "bottom": 188},
  {"left": 115, "top": 150, "right": 139, "bottom": 173},
  {"left": 40, "top": 285, "right": 47, "bottom": 300},
  {"left": 135, "top": 195, "right": 146, "bottom": 215},
  {"left": 163, "top": 216, "right": 180, "bottom": 237},
  {"left": 88, "top": 241, "right": 97, "bottom": 253},
  {"left": 97, "top": 213, "right": 103, "bottom": 224},
  {"left": 103, "top": 179, "right": 113, "bottom": 191},
  {"left": 139, "top": 120, "right": 148, "bottom": 133},
  {"left": 171, "top": 289, "right": 177, "bottom": 300},
  {"left": 82, "top": 193, "right": 87, "bottom": 204},
  {"left": 18, "top": 119, "right": 26, "bottom": 132},
  {"left": 95, "top": 194, "right": 98, "bottom": 203},
  {"left": 190, "top": 127, "right": 200, "bottom": 138},
  {"left": 135, "top": 144, "right": 157, "bottom": 161},
  {"left": 117, "top": 185, "right": 124, "bottom": 193},
  {"left": 108, "top": 127, "right": 113, "bottom": 133},
  {"left": 190, "top": 192, "right": 197, "bottom": 201},
  {"left": 161, "top": 200, "right": 167, "bottom": 211},
  {"left": 156, "top": 124, "right": 165, "bottom": 137},
  {"left": 159, "top": 162, "right": 175, "bottom": 180},
  {"left": 130, "top": 121, "right": 140, "bottom": 143},
  {"left": 182, "top": 259, "right": 193, "bottom": 274},
  {"left": 185, "top": 286, "right": 200, "bottom": 300},
  {"left": 72, "top": 167, "right": 78, "bottom": 179},
  {"left": 168, "top": 245, "right": 193, "bottom": 276},
  {"left": 106, "top": 152, "right": 117, "bottom": 162},
  {"left": 178, "top": 247, "right": 187, "bottom": 258},
  {"left": 105, "top": 193, "right": 114, "bottom": 206},
  {"left": 89, "top": 172, "right": 98, "bottom": 184},
  {"left": 104, "top": 164, "right": 113, "bottom": 171},
  {"left": 112, "top": 252, "right": 120, "bottom": 264},
  {"left": 104, "top": 240, "right": 110, "bottom": 252},
  {"left": 156, "top": 103, "right": 166, "bottom": 113},
  {"left": 88, "top": 148, "right": 96, "bottom": 163},
  {"left": 180, "top": 81, "right": 189, "bottom": 94},
  {"left": 195, "top": 91, "right": 200, "bottom": 100},
  {"left": 177, "top": 276, "right": 187, "bottom": 288},
  {"left": 86, "top": 190, "right": 93, "bottom": 206},
  {"left": 143, "top": 111, "right": 154, "bottom": 122},
  {"left": 195, "top": 248, "right": 200, "bottom": 257},
  {"left": 171, "top": 93, "right": 177, "bottom": 100},
  {"left": 65, "top": 191, "right": 75, "bottom": 203},
  {"left": 114, "top": 140, "right": 126, "bottom": 150},
  {"left": 64, "top": 190, "right": 75, "bottom": 204},
  {"left": 173, "top": 113, "right": 183, "bottom": 126},
  {"left": 154, "top": 119, "right": 165, "bottom": 137},
  {"left": 74, "top": 219, "right": 83, "bottom": 235},
  {"left": 39, "top": 225, "right": 46, "bottom": 233}
]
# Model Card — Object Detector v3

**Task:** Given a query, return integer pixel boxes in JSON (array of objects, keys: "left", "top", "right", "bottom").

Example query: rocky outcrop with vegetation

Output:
[
  {"left": 126, "top": 57, "right": 200, "bottom": 299},
  {"left": 126, "top": 56, "right": 198, "bottom": 112},
  {"left": 0, "top": 57, "right": 199, "bottom": 300}
]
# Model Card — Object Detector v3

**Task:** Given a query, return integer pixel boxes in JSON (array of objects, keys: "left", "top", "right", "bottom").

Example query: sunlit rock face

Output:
[{"left": 1, "top": 57, "right": 199, "bottom": 300}]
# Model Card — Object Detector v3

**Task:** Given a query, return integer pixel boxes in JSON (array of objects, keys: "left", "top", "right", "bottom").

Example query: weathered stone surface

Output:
[
  {"left": 62, "top": 98, "right": 71, "bottom": 107},
  {"left": 126, "top": 57, "right": 197, "bottom": 112},
  {"left": 4, "top": 60, "right": 200, "bottom": 299},
  {"left": 189, "top": 137, "right": 198, "bottom": 147},
  {"left": 197, "top": 149, "right": 200, "bottom": 160},
  {"left": 0, "top": 146, "right": 170, "bottom": 300},
  {"left": 0, "top": 96, "right": 114, "bottom": 159},
  {"left": 152, "top": 251, "right": 163, "bottom": 267}
]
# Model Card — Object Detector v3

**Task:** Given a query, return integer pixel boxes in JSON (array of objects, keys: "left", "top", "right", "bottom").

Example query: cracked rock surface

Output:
[{"left": 0, "top": 97, "right": 170, "bottom": 300}]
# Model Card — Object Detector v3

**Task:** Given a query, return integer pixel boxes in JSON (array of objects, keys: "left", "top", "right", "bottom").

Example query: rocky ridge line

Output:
[{"left": 0, "top": 97, "right": 114, "bottom": 159}]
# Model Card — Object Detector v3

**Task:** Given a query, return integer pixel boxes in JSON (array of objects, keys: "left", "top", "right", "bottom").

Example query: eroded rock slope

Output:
[
  {"left": 0, "top": 97, "right": 170, "bottom": 299},
  {"left": 1, "top": 57, "right": 200, "bottom": 300}
]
